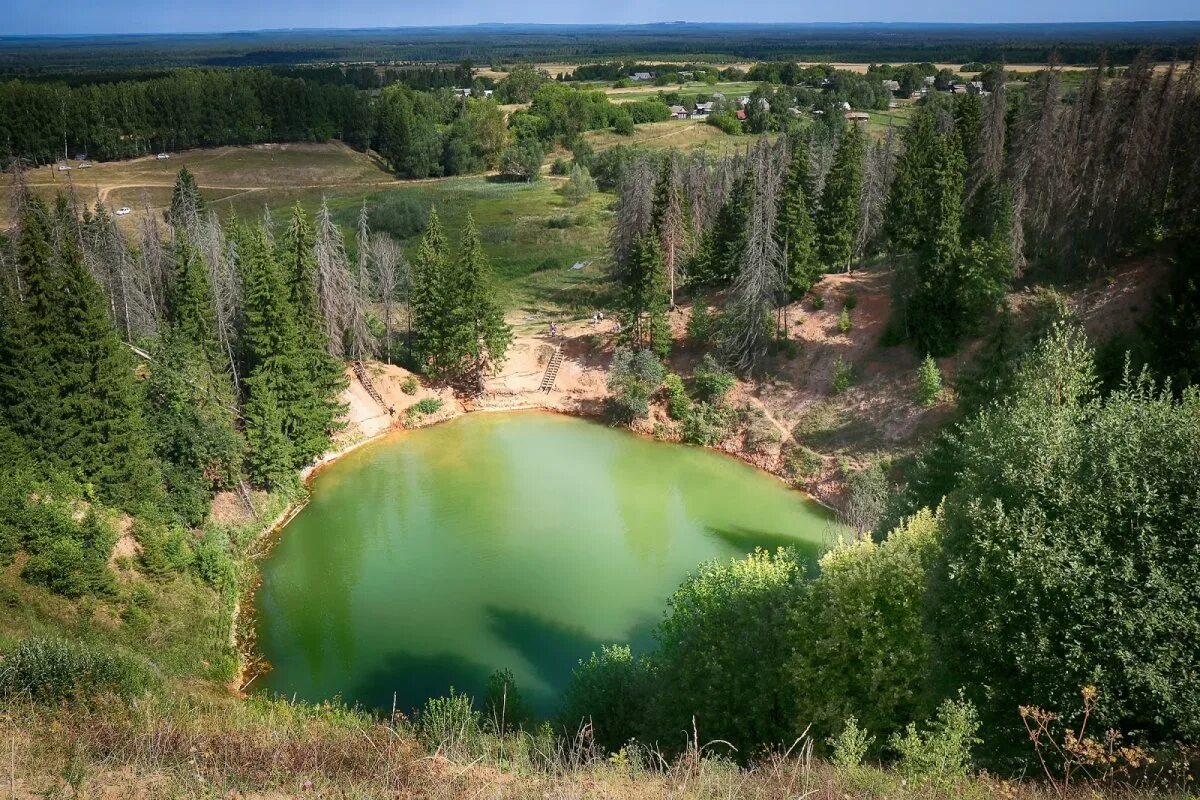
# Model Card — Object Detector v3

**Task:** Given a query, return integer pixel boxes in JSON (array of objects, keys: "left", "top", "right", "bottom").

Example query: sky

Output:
[{"left": 4, "top": 0, "right": 1200, "bottom": 36}]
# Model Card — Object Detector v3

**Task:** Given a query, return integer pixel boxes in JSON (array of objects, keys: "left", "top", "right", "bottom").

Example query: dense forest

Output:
[{"left": 3, "top": 22, "right": 1199, "bottom": 71}]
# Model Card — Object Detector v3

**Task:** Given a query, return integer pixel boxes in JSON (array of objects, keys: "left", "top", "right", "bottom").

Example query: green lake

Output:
[{"left": 254, "top": 411, "right": 834, "bottom": 715}]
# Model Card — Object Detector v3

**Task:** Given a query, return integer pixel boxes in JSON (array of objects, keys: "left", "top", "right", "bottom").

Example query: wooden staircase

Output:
[
  {"left": 353, "top": 361, "right": 388, "bottom": 410},
  {"left": 539, "top": 348, "right": 564, "bottom": 393}
]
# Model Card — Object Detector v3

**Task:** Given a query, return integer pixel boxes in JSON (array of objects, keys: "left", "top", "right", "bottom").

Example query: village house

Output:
[
  {"left": 631, "top": 72, "right": 654, "bottom": 81},
  {"left": 882, "top": 79, "right": 901, "bottom": 92},
  {"left": 691, "top": 101, "right": 713, "bottom": 118},
  {"left": 669, "top": 105, "right": 688, "bottom": 119},
  {"left": 845, "top": 111, "right": 871, "bottom": 127}
]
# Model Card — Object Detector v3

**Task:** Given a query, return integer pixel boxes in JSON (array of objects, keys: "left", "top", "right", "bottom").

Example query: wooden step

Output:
[
  {"left": 539, "top": 349, "right": 564, "bottom": 392},
  {"left": 353, "top": 360, "right": 387, "bottom": 409}
]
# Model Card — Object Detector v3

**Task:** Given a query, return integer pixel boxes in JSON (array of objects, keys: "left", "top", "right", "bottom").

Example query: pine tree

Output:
[
  {"left": 455, "top": 214, "right": 513, "bottom": 390},
  {"left": 777, "top": 137, "right": 820, "bottom": 297},
  {"left": 410, "top": 208, "right": 453, "bottom": 377},
  {"left": 693, "top": 169, "right": 751, "bottom": 287},
  {"left": 884, "top": 107, "right": 940, "bottom": 253},
  {"left": 620, "top": 233, "right": 671, "bottom": 358},
  {"left": 168, "top": 167, "right": 206, "bottom": 233},
  {"left": 243, "top": 365, "right": 295, "bottom": 490},
  {"left": 281, "top": 205, "right": 347, "bottom": 460},
  {"left": 237, "top": 223, "right": 330, "bottom": 472},
  {"left": 47, "top": 203, "right": 163, "bottom": 509},
  {"left": 653, "top": 154, "right": 692, "bottom": 308},
  {"left": 169, "top": 233, "right": 221, "bottom": 365},
  {"left": 817, "top": 124, "right": 865, "bottom": 272}
]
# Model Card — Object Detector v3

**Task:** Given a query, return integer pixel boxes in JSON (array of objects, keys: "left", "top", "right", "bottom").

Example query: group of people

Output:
[{"left": 547, "top": 312, "right": 619, "bottom": 339}]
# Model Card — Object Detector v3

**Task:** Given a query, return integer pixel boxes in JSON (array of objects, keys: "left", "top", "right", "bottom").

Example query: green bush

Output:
[
  {"left": 134, "top": 521, "right": 194, "bottom": 578},
  {"left": 692, "top": 354, "right": 735, "bottom": 404},
  {"left": 546, "top": 214, "right": 575, "bottom": 228},
  {"left": 916, "top": 354, "right": 942, "bottom": 406},
  {"left": 687, "top": 302, "right": 719, "bottom": 347},
  {"left": 22, "top": 510, "right": 116, "bottom": 597},
  {"left": 681, "top": 401, "right": 735, "bottom": 446},
  {"left": 783, "top": 443, "right": 823, "bottom": 483},
  {"left": 662, "top": 373, "right": 690, "bottom": 421},
  {"left": 418, "top": 689, "right": 482, "bottom": 757},
  {"left": 607, "top": 347, "right": 664, "bottom": 424},
  {"left": 561, "top": 644, "right": 650, "bottom": 753},
  {"left": 0, "top": 636, "right": 160, "bottom": 702},
  {"left": 837, "top": 307, "right": 853, "bottom": 334},
  {"left": 890, "top": 697, "right": 981, "bottom": 790},
  {"left": 843, "top": 292, "right": 859, "bottom": 311},
  {"left": 550, "top": 156, "right": 570, "bottom": 175},
  {"left": 653, "top": 549, "right": 803, "bottom": 757},
  {"left": 482, "top": 668, "right": 532, "bottom": 733},
  {"left": 400, "top": 376, "right": 419, "bottom": 395},
  {"left": 811, "top": 294, "right": 826, "bottom": 310},
  {"left": 832, "top": 356, "right": 853, "bottom": 394},
  {"left": 829, "top": 717, "right": 874, "bottom": 768},
  {"left": 409, "top": 397, "right": 444, "bottom": 419},
  {"left": 193, "top": 529, "right": 235, "bottom": 590}
]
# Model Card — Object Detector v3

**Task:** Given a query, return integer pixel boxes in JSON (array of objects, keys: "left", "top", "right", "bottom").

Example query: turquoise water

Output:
[{"left": 254, "top": 411, "right": 833, "bottom": 715}]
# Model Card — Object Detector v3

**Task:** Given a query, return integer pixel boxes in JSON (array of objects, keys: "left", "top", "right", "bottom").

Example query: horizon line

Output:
[{"left": 4, "top": 19, "right": 1200, "bottom": 40}]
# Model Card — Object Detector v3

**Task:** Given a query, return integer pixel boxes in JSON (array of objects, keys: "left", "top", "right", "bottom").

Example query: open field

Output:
[
  {"left": 581, "top": 118, "right": 750, "bottom": 156},
  {"left": 1, "top": 142, "right": 400, "bottom": 232},
  {"left": 602, "top": 80, "right": 763, "bottom": 101},
  {"left": 1, "top": 141, "right": 615, "bottom": 316}
]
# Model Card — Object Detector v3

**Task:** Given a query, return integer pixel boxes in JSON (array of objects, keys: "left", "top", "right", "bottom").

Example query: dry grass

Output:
[{"left": 583, "top": 120, "right": 750, "bottom": 157}]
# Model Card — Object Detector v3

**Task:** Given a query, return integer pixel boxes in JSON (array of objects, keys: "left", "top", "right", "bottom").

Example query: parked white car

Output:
[
  {"left": 156, "top": 152, "right": 170, "bottom": 160},
  {"left": 115, "top": 207, "right": 132, "bottom": 216},
  {"left": 57, "top": 164, "right": 71, "bottom": 171}
]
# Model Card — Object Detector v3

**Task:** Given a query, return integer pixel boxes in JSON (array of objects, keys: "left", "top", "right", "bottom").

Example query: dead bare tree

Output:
[
  {"left": 610, "top": 155, "right": 657, "bottom": 280},
  {"left": 658, "top": 152, "right": 692, "bottom": 308},
  {"left": 370, "top": 232, "right": 407, "bottom": 365},
  {"left": 314, "top": 196, "right": 356, "bottom": 358},
  {"left": 197, "top": 211, "right": 243, "bottom": 391},
  {"left": 346, "top": 201, "right": 375, "bottom": 360},
  {"left": 855, "top": 129, "right": 896, "bottom": 262},
  {"left": 722, "top": 139, "right": 785, "bottom": 373}
]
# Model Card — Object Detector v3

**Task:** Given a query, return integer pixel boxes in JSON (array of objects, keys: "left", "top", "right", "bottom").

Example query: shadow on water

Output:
[
  {"left": 704, "top": 525, "right": 824, "bottom": 572},
  {"left": 345, "top": 649, "right": 497, "bottom": 718}
]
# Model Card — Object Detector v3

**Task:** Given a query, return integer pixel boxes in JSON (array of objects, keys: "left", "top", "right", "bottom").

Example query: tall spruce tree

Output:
[
  {"left": 693, "top": 169, "right": 752, "bottom": 287},
  {"left": 455, "top": 214, "right": 513, "bottom": 390},
  {"left": 817, "top": 124, "right": 866, "bottom": 272},
  {"left": 620, "top": 233, "right": 671, "bottom": 358},
  {"left": 44, "top": 201, "right": 163, "bottom": 509},
  {"left": 884, "top": 107, "right": 940, "bottom": 254},
  {"left": 169, "top": 233, "right": 222, "bottom": 366},
  {"left": 410, "top": 209, "right": 453, "bottom": 377},
  {"left": 777, "top": 137, "right": 820, "bottom": 297},
  {"left": 282, "top": 204, "right": 347, "bottom": 456}
]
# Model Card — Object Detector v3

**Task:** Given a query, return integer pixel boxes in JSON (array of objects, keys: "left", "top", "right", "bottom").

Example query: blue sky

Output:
[{"left": 4, "top": 0, "right": 1200, "bottom": 36}]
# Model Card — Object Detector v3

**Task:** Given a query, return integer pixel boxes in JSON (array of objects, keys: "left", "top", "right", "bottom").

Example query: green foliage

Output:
[
  {"left": 606, "top": 346, "right": 664, "bottom": 424},
  {"left": 829, "top": 717, "right": 874, "bottom": 768},
  {"left": 561, "top": 644, "right": 650, "bottom": 753},
  {"left": 499, "top": 138, "right": 546, "bottom": 181},
  {"left": 836, "top": 307, "right": 852, "bottom": 334},
  {"left": 686, "top": 301, "right": 719, "bottom": 347},
  {"left": 792, "top": 509, "right": 941, "bottom": 747},
  {"left": 612, "top": 109, "right": 635, "bottom": 135},
  {"left": 831, "top": 355, "right": 853, "bottom": 394},
  {"left": 400, "top": 377, "right": 419, "bottom": 395},
  {"left": 817, "top": 125, "right": 865, "bottom": 272},
  {"left": 890, "top": 697, "right": 981, "bottom": 790},
  {"left": 691, "top": 354, "right": 735, "bottom": 404},
  {"left": 482, "top": 668, "right": 532, "bottom": 733},
  {"left": 810, "top": 294, "right": 825, "bottom": 310},
  {"left": 0, "top": 636, "right": 160, "bottom": 703},
  {"left": 932, "top": 324, "right": 1200, "bottom": 753},
  {"left": 680, "top": 401, "right": 735, "bottom": 446},
  {"left": 418, "top": 689, "right": 482, "bottom": 756},
  {"left": 133, "top": 521, "right": 194, "bottom": 579},
  {"left": 193, "top": 529, "right": 236, "bottom": 591},
  {"left": 561, "top": 163, "right": 598, "bottom": 205},
  {"left": 917, "top": 354, "right": 942, "bottom": 407},
  {"left": 410, "top": 211, "right": 513, "bottom": 386},
  {"left": 375, "top": 84, "right": 444, "bottom": 178},
  {"left": 653, "top": 548, "right": 803, "bottom": 758},
  {"left": 22, "top": 510, "right": 117, "bottom": 598},
  {"left": 410, "top": 397, "right": 444, "bottom": 416},
  {"left": 1141, "top": 238, "right": 1200, "bottom": 391},
  {"left": 777, "top": 137, "right": 821, "bottom": 297},
  {"left": 618, "top": 234, "right": 671, "bottom": 358},
  {"left": 662, "top": 373, "right": 690, "bottom": 421}
]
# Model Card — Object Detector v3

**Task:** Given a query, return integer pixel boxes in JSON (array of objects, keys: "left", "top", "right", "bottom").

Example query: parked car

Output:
[
  {"left": 115, "top": 207, "right": 132, "bottom": 216},
  {"left": 156, "top": 152, "right": 170, "bottom": 160},
  {"left": 57, "top": 164, "right": 71, "bottom": 171}
]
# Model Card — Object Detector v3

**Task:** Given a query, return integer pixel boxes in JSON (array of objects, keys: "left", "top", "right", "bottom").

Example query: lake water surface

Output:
[{"left": 255, "top": 412, "right": 833, "bottom": 715}]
